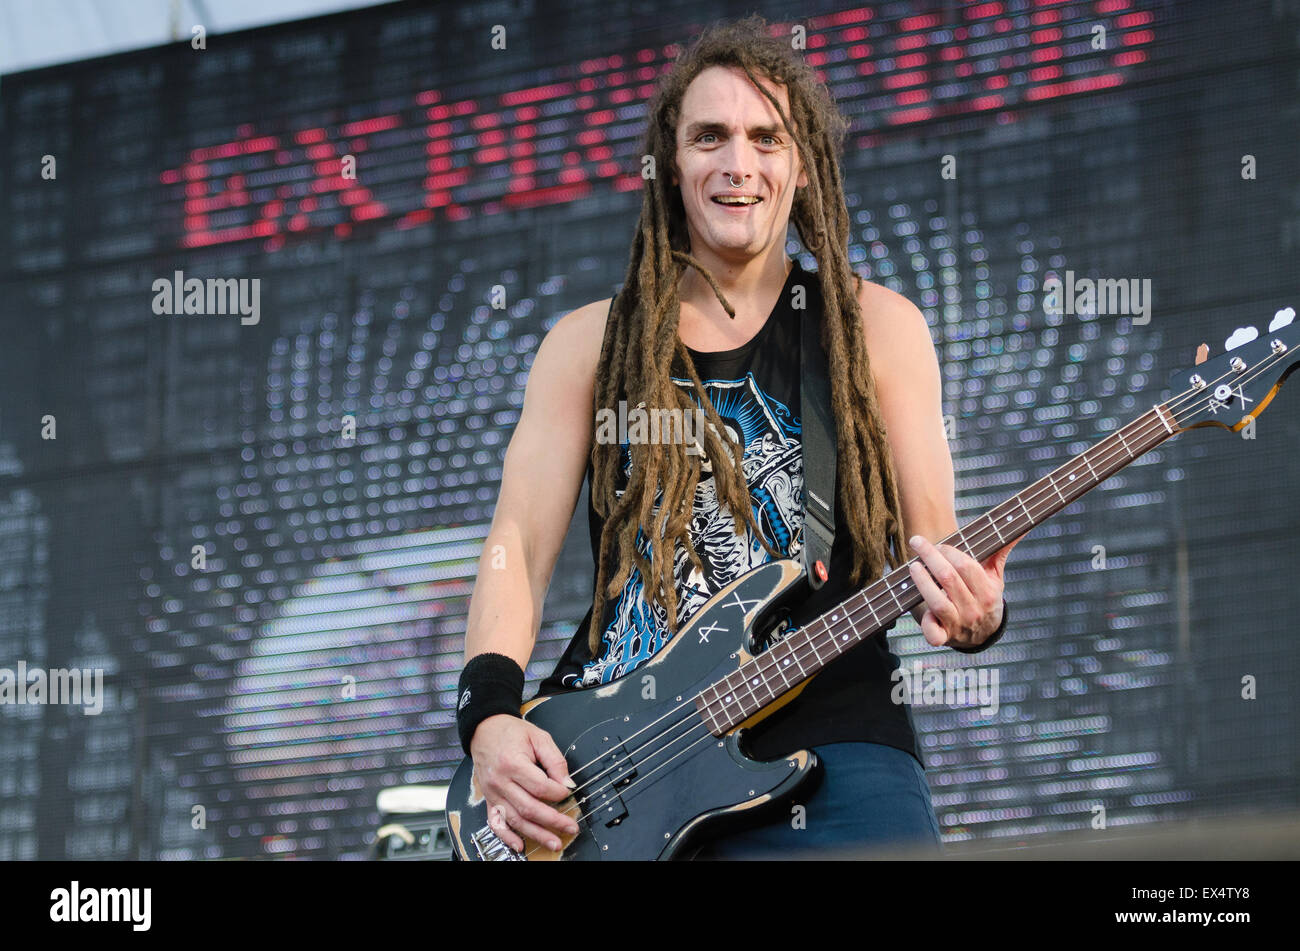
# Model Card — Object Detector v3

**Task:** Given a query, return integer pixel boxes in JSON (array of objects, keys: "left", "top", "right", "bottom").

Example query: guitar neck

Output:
[{"left": 696, "top": 402, "right": 1182, "bottom": 733}]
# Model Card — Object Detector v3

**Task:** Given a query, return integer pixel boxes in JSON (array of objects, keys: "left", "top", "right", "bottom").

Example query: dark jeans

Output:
[{"left": 689, "top": 741, "right": 942, "bottom": 859}]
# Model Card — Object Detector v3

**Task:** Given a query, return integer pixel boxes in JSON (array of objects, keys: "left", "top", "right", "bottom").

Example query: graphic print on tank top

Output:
[{"left": 578, "top": 371, "right": 804, "bottom": 685}]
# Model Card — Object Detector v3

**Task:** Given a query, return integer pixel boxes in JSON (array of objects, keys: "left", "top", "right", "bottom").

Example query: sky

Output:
[{"left": 0, "top": 0, "right": 391, "bottom": 75}]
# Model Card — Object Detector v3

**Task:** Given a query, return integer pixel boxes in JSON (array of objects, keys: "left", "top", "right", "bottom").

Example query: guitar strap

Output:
[{"left": 799, "top": 284, "right": 837, "bottom": 591}]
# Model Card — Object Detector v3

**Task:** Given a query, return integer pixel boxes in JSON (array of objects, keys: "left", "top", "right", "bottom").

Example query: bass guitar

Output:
[{"left": 446, "top": 307, "right": 1298, "bottom": 860}]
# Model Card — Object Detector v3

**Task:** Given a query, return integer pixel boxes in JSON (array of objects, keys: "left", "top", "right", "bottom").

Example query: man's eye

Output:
[{"left": 698, "top": 133, "right": 717, "bottom": 143}]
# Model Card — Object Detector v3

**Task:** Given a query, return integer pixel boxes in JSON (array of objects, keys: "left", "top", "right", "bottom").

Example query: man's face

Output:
[{"left": 672, "top": 65, "right": 807, "bottom": 264}]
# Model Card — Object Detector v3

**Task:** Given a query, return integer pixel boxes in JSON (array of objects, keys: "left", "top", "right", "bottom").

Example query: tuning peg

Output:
[
  {"left": 1224, "top": 326, "right": 1259, "bottom": 352},
  {"left": 1194, "top": 342, "right": 1208, "bottom": 366},
  {"left": 1269, "top": 307, "right": 1295, "bottom": 332}
]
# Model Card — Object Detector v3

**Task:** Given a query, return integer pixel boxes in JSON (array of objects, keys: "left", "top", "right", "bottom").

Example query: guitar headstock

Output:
[{"left": 1164, "top": 307, "right": 1299, "bottom": 433}]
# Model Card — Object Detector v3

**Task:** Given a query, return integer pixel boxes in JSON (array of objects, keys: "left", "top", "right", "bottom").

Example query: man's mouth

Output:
[{"left": 711, "top": 195, "right": 763, "bottom": 208}]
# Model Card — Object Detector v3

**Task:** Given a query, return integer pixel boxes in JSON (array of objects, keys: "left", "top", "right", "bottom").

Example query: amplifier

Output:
[{"left": 372, "top": 785, "right": 454, "bottom": 861}]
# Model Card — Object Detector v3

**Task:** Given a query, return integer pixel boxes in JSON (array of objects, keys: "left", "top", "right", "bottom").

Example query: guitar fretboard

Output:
[{"left": 694, "top": 402, "right": 1179, "bottom": 735}]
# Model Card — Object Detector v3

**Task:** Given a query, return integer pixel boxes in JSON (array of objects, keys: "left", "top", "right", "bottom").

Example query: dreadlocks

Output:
[{"left": 587, "top": 13, "right": 909, "bottom": 654}]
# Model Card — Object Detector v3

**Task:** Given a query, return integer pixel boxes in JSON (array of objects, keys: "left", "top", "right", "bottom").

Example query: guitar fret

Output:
[
  {"left": 1017, "top": 496, "right": 1032, "bottom": 532},
  {"left": 771, "top": 647, "right": 792, "bottom": 689},
  {"left": 738, "top": 673, "right": 759, "bottom": 719},
  {"left": 699, "top": 685, "right": 716, "bottom": 729},
  {"left": 718, "top": 678, "right": 738, "bottom": 727},
  {"left": 751, "top": 667, "right": 770, "bottom": 708},
  {"left": 792, "top": 643, "right": 809, "bottom": 678},
  {"left": 1154, "top": 404, "right": 1174, "bottom": 434},
  {"left": 864, "top": 595, "right": 881, "bottom": 629},
  {"left": 822, "top": 615, "right": 840, "bottom": 653},
  {"left": 888, "top": 578, "right": 904, "bottom": 613},
  {"left": 699, "top": 687, "right": 719, "bottom": 734},
  {"left": 737, "top": 673, "right": 752, "bottom": 721},
  {"left": 681, "top": 407, "right": 1186, "bottom": 746}
]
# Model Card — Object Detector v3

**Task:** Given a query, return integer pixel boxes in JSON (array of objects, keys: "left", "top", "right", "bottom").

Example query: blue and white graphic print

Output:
[{"left": 577, "top": 371, "right": 804, "bottom": 686}]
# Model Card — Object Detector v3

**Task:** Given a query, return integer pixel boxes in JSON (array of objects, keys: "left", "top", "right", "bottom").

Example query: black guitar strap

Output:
[{"left": 799, "top": 283, "right": 837, "bottom": 591}]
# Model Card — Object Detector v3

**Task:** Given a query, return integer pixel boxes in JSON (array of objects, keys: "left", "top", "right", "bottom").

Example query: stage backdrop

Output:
[{"left": 1, "top": 0, "right": 1297, "bottom": 859}]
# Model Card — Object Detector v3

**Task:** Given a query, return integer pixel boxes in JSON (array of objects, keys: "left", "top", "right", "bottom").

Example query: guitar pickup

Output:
[{"left": 571, "top": 735, "right": 636, "bottom": 828}]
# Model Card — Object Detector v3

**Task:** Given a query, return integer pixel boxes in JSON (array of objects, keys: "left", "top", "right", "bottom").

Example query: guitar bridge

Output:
[{"left": 470, "top": 824, "right": 526, "bottom": 861}]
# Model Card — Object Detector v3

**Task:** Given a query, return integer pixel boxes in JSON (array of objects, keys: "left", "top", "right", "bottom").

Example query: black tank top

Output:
[{"left": 536, "top": 260, "right": 922, "bottom": 765}]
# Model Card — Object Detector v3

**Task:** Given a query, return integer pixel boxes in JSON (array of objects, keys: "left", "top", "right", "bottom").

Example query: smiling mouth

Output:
[{"left": 711, "top": 196, "right": 763, "bottom": 209}]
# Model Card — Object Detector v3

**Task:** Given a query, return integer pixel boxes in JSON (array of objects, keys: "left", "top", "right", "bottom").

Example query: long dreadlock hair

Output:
[{"left": 586, "top": 13, "right": 909, "bottom": 654}]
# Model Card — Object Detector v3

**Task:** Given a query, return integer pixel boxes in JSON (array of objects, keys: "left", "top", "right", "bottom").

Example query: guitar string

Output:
[
  {"left": 515, "top": 349, "right": 1282, "bottom": 846},
  {"left": 519, "top": 725, "right": 725, "bottom": 859},
  {"left": 522, "top": 350, "right": 1281, "bottom": 846},
  {"left": 559, "top": 353, "right": 1268, "bottom": 796},
  {"left": 518, "top": 711, "right": 710, "bottom": 858},
  {"left": 506, "top": 347, "right": 1286, "bottom": 854},
  {"left": 704, "top": 347, "right": 1286, "bottom": 729},
  {"left": 517, "top": 349, "right": 1285, "bottom": 855}
]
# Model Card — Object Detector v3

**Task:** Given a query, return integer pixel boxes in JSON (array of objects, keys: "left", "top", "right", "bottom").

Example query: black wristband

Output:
[
  {"left": 455, "top": 652, "right": 525, "bottom": 755},
  {"left": 949, "top": 598, "right": 1009, "bottom": 655}
]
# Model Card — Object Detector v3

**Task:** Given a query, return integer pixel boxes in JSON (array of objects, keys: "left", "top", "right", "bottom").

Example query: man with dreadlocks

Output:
[{"left": 455, "top": 15, "right": 1016, "bottom": 859}]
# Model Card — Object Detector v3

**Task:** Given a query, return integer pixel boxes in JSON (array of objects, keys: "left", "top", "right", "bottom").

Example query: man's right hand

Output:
[
  {"left": 468, "top": 714, "right": 580, "bottom": 853},
  {"left": 460, "top": 300, "right": 608, "bottom": 855}
]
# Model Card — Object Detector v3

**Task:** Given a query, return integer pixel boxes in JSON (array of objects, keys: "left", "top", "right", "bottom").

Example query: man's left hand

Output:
[{"left": 907, "top": 534, "right": 1018, "bottom": 650}]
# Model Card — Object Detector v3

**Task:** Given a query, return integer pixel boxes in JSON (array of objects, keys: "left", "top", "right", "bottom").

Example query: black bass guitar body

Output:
[
  {"left": 446, "top": 558, "right": 821, "bottom": 860},
  {"left": 447, "top": 306, "right": 1300, "bottom": 859}
]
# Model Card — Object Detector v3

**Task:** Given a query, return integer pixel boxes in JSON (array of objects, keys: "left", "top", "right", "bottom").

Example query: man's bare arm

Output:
[
  {"left": 857, "top": 278, "right": 1011, "bottom": 643},
  {"left": 854, "top": 279, "right": 956, "bottom": 626},
  {"left": 463, "top": 298, "right": 610, "bottom": 667},
  {"left": 457, "top": 297, "right": 608, "bottom": 853}
]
